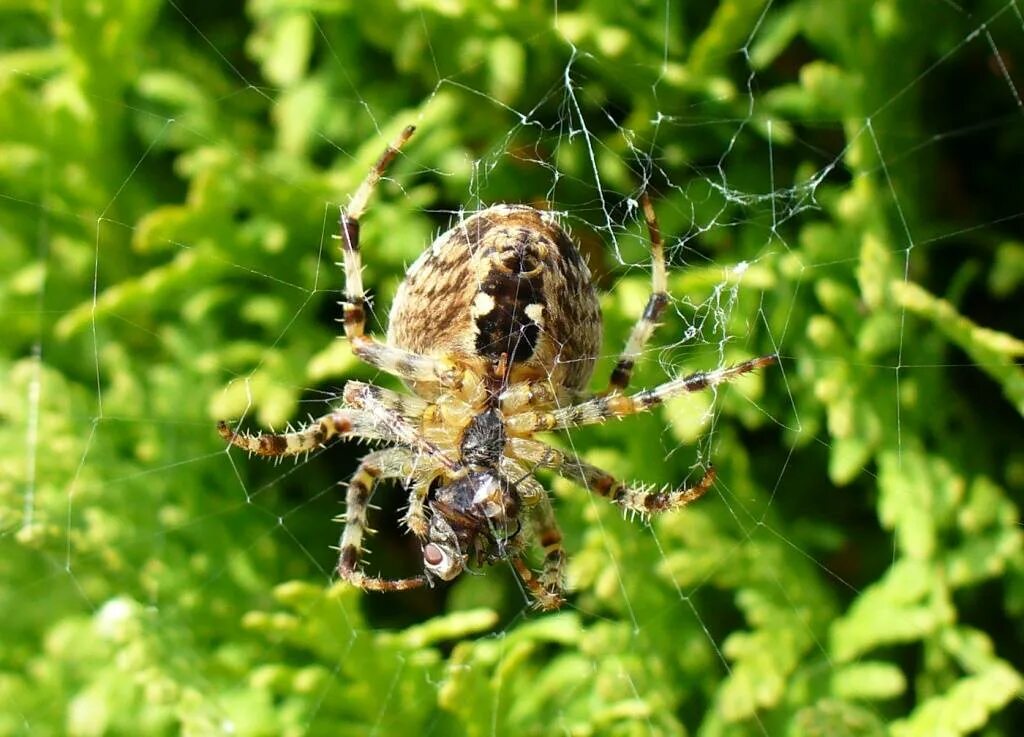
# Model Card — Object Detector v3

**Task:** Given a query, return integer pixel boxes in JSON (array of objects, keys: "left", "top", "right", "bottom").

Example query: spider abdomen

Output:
[{"left": 387, "top": 205, "right": 602, "bottom": 394}]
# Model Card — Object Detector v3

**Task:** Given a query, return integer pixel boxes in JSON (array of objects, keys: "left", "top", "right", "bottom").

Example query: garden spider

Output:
[{"left": 218, "top": 125, "right": 775, "bottom": 610}]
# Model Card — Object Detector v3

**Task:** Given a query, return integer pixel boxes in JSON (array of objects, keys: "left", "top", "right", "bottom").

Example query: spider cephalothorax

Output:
[{"left": 218, "top": 125, "right": 775, "bottom": 610}]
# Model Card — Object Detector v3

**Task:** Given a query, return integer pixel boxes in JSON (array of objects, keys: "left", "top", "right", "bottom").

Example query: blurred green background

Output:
[{"left": 2, "top": 0, "right": 1024, "bottom": 735}]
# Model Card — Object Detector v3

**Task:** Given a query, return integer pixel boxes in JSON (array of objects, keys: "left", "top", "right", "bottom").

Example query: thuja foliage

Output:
[{"left": 2, "top": 0, "right": 1023, "bottom": 735}]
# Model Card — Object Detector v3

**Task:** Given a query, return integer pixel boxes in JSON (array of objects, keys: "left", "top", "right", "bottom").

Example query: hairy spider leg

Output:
[
  {"left": 338, "top": 124, "right": 414, "bottom": 342},
  {"left": 607, "top": 192, "right": 670, "bottom": 393},
  {"left": 343, "top": 381, "right": 461, "bottom": 473},
  {"left": 218, "top": 381, "right": 444, "bottom": 469},
  {"left": 341, "top": 380, "right": 429, "bottom": 419},
  {"left": 337, "top": 448, "right": 429, "bottom": 591},
  {"left": 334, "top": 125, "right": 462, "bottom": 387},
  {"left": 401, "top": 476, "right": 433, "bottom": 539},
  {"left": 506, "top": 354, "right": 777, "bottom": 435},
  {"left": 498, "top": 379, "right": 558, "bottom": 416},
  {"left": 217, "top": 410, "right": 381, "bottom": 457},
  {"left": 529, "top": 490, "right": 567, "bottom": 603},
  {"left": 492, "top": 457, "right": 565, "bottom": 610},
  {"left": 512, "top": 557, "right": 565, "bottom": 612},
  {"left": 338, "top": 382, "right": 437, "bottom": 536},
  {"left": 508, "top": 437, "right": 716, "bottom": 516}
]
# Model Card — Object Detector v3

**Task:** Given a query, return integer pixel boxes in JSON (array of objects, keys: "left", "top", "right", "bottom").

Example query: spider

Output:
[{"left": 218, "top": 125, "right": 775, "bottom": 610}]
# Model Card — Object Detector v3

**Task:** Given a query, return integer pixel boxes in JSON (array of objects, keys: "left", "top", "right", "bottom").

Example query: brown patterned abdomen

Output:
[{"left": 388, "top": 205, "right": 602, "bottom": 394}]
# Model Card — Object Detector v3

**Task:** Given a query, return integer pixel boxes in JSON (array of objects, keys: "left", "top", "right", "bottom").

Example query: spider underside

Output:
[{"left": 218, "top": 125, "right": 775, "bottom": 610}]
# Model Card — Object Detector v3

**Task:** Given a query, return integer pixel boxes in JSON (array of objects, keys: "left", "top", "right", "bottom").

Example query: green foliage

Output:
[{"left": 2, "top": 0, "right": 1023, "bottom": 735}]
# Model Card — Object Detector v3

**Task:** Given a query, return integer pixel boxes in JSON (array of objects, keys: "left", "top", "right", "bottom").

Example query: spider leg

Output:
[
  {"left": 334, "top": 126, "right": 462, "bottom": 387},
  {"left": 218, "top": 380, "right": 434, "bottom": 461},
  {"left": 508, "top": 437, "right": 716, "bottom": 516},
  {"left": 499, "top": 457, "right": 547, "bottom": 506},
  {"left": 343, "top": 381, "right": 461, "bottom": 472},
  {"left": 607, "top": 193, "right": 668, "bottom": 393},
  {"left": 338, "top": 125, "right": 414, "bottom": 342},
  {"left": 345, "top": 337, "right": 463, "bottom": 387},
  {"left": 217, "top": 410, "right": 382, "bottom": 458},
  {"left": 337, "top": 448, "right": 432, "bottom": 592},
  {"left": 402, "top": 476, "right": 432, "bottom": 538},
  {"left": 342, "top": 380, "right": 428, "bottom": 419},
  {"left": 511, "top": 557, "right": 565, "bottom": 611},
  {"left": 498, "top": 379, "right": 558, "bottom": 416},
  {"left": 516, "top": 489, "right": 567, "bottom": 610},
  {"left": 506, "top": 354, "right": 776, "bottom": 435}
]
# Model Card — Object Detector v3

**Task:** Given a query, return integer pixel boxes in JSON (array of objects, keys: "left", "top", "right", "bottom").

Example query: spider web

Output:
[{"left": 4, "top": 0, "right": 1024, "bottom": 734}]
